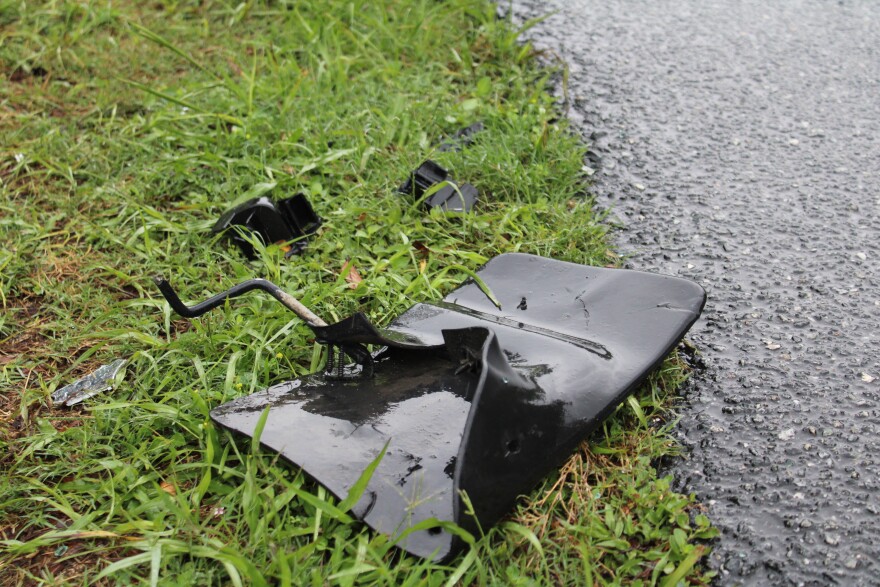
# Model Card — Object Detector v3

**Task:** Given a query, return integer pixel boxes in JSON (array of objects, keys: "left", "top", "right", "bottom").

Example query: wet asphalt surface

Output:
[{"left": 508, "top": 1, "right": 880, "bottom": 584}]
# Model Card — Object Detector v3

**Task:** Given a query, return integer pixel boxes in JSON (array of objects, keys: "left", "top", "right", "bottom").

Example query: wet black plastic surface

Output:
[{"left": 211, "top": 253, "right": 704, "bottom": 561}]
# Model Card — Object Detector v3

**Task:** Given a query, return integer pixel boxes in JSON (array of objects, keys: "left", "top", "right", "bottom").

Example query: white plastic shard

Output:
[{"left": 51, "top": 359, "right": 127, "bottom": 407}]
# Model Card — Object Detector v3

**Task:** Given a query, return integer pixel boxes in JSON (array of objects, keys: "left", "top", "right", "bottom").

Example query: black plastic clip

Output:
[
  {"left": 212, "top": 193, "right": 322, "bottom": 259},
  {"left": 398, "top": 160, "right": 478, "bottom": 213}
]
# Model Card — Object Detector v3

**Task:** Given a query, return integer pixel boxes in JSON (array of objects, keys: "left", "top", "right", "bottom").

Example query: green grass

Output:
[{"left": 0, "top": 0, "right": 717, "bottom": 584}]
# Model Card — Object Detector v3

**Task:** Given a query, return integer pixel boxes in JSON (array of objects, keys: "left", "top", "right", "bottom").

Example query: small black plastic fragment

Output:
[
  {"left": 398, "top": 160, "right": 478, "bottom": 213},
  {"left": 424, "top": 183, "right": 478, "bottom": 213},
  {"left": 398, "top": 160, "right": 448, "bottom": 197},
  {"left": 212, "top": 193, "right": 321, "bottom": 259},
  {"left": 437, "top": 121, "right": 484, "bottom": 152}
]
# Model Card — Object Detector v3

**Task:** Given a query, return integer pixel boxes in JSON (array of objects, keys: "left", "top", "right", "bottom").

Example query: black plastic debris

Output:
[
  {"left": 51, "top": 359, "right": 126, "bottom": 407},
  {"left": 398, "top": 160, "right": 478, "bottom": 213},
  {"left": 155, "top": 253, "right": 705, "bottom": 562},
  {"left": 437, "top": 121, "right": 484, "bottom": 152},
  {"left": 212, "top": 193, "right": 321, "bottom": 259}
]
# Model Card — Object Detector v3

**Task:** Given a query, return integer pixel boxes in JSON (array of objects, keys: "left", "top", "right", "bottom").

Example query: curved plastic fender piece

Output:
[{"left": 210, "top": 253, "right": 706, "bottom": 561}]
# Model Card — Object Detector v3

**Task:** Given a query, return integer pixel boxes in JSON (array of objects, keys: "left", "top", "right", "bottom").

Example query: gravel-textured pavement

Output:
[{"left": 509, "top": 1, "right": 880, "bottom": 584}]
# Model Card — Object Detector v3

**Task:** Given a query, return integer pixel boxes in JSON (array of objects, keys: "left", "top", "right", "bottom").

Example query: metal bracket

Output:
[{"left": 153, "top": 276, "right": 373, "bottom": 377}]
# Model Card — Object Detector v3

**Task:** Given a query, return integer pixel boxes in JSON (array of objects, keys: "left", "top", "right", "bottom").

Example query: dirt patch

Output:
[
  {"left": 166, "top": 319, "right": 192, "bottom": 338},
  {"left": 0, "top": 515, "right": 132, "bottom": 586},
  {"left": 34, "top": 245, "right": 89, "bottom": 285},
  {"left": 0, "top": 331, "right": 101, "bottom": 445},
  {"left": 0, "top": 296, "right": 46, "bottom": 357},
  {"left": 0, "top": 329, "right": 48, "bottom": 364},
  {"left": 8, "top": 65, "right": 49, "bottom": 83},
  {"left": 0, "top": 538, "right": 124, "bottom": 587}
]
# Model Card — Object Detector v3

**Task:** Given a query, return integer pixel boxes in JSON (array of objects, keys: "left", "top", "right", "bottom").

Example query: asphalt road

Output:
[{"left": 509, "top": 1, "right": 880, "bottom": 584}]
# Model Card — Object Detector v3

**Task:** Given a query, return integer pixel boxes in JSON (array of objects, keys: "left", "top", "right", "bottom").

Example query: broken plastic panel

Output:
[
  {"left": 212, "top": 193, "right": 321, "bottom": 259},
  {"left": 51, "top": 359, "right": 126, "bottom": 407},
  {"left": 398, "top": 160, "right": 478, "bottom": 213},
  {"left": 156, "top": 253, "right": 705, "bottom": 562}
]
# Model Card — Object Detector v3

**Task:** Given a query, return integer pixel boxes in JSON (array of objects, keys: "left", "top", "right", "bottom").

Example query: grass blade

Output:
[
  {"left": 444, "top": 548, "right": 477, "bottom": 587},
  {"left": 251, "top": 406, "right": 271, "bottom": 455},
  {"left": 129, "top": 22, "right": 218, "bottom": 80},
  {"left": 338, "top": 439, "right": 389, "bottom": 513},
  {"left": 440, "top": 264, "right": 502, "bottom": 309},
  {"left": 627, "top": 395, "right": 648, "bottom": 427},
  {"left": 661, "top": 545, "right": 707, "bottom": 587},
  {"left": 120, "top": 78, "right": 244, "bottom": 127}
]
